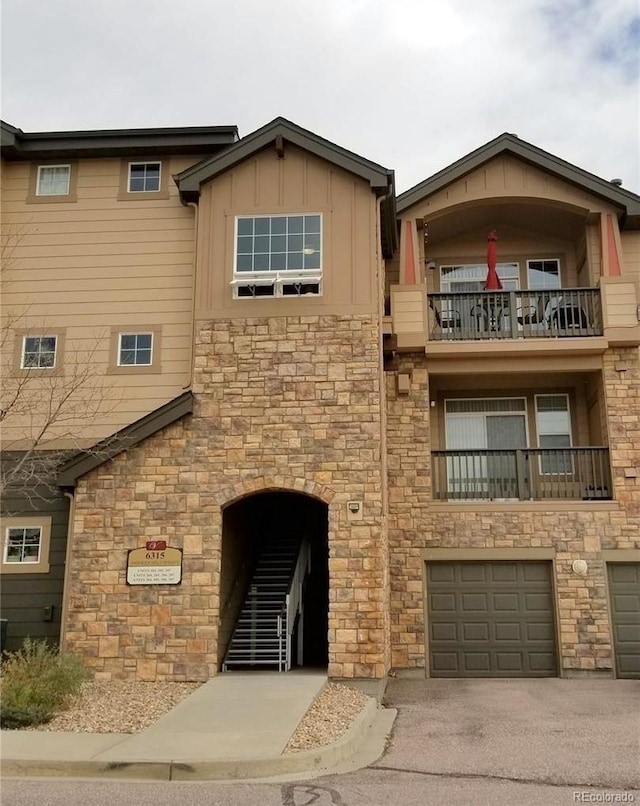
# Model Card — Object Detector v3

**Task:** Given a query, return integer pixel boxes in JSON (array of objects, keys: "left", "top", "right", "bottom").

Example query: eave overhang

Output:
[
  {"left": 1, "top": 121, "right": 239, "bottom": 161},
  {"left": 397, "top": 133, "right": 640, "bottom": 230},
  {"left": 57, "top": 391, "right": 194, "bottom": 489},
  {"left": 175, "top": 116, "right": 396, "bottom": 256}
]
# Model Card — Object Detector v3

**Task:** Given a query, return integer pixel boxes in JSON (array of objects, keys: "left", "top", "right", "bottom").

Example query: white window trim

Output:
[
  {"left": 36, "top": 164, "right": 71, "bottom": 196},
  {"left": 0, "top": 516, "right": 51, "bottom": 574},
  {"left": 535, "top": 393, "right": 573, "bottom": 476},
  {"left": 233, "top": 214, "right": 323, "bottom": 297},
  {"left": 230, "top": 270, "right": 323, "bottom": 299},
  {"left": 527, "top": 258, "right": 561, "bottom": 290},
  {"left": 20, "top": 334, "right": 58, "bottom": 370},
  {"left": 117, "top": 332, "right": 154, "bottom": 367},
  {"left": 127, "top": 161, "right": 162, "bottom": 193},
  {"left": 440, "top": 262, "right": 520, "bottom": 292}
]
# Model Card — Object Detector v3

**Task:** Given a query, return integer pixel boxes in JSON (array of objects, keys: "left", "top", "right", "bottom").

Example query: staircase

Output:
[{"left": 222, "top": 535, "right": 309, "bottom": 671}]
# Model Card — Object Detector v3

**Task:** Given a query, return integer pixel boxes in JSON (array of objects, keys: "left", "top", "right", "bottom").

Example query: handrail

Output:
[
  {"left": 431, "top": 447, "right": 612, "bottom": 501},
  {"left": 428, "top": 288, "right": 602, "bottom": 341},
  {"left": 280, "top": 538, "right": 310, "bottom": 672}
]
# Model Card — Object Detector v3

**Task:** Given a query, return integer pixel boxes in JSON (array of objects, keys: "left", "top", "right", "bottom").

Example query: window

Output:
[
  {"left": 528, "top": 259, "right": 560, "bottom": 290},
  {"left": 445, "top": 398, "right": 528, "bottom": 498},
  {"left": 36, "top": 165, "right": 70, "bottom": 196},
  {"left": 440, "top": 263, "right": 520, "bottom": 292},
  {"left": 21, "top": 335, "right": 57, "bottom": 369},
  {"left": 118, "top": 333, "right": 153, "bottom": 366},
  {"left": 108, "top": 326, "right": 161, "bottom": 374},
  {"left": 232, "top": 214, "right": 322, "bottom": 298},
  {"left": 128, "top": 162, "right": 161, "bottom": 193},
  {"left": 1, "top": 517, "right": 51, "bottom": 574},
  {"left": 4, "top": 527, "right": 42, "bottom": 564},
  {"left": 535, "top": 394, "right": 572, "bottom": 474}
]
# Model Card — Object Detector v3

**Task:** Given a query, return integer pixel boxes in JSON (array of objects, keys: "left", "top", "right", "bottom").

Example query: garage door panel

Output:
[
  {"left": 490, "top": 564, "right": 518, "bottom": 582},
  {"left": 430, "top": 593, "right": 457, "bottom": 611},
  {"left": 495, "top": 622, "right": 521, "bottom": 641},
  {"left": 427, "top": 561, "right": 557, "bottom": 678},
  {"left": 429, "top": 564, "right": 456, "bottom": 583},
  {"left": 463, "top": 623, "right": 489, "bottom": 641},
  {"left": 608, "top": 564, "right": 640, "bottom": 679},
  {"left": 462, "top": 593, "right": 488, "bottom": 611},
  {"left": 463, "top": 653, "right": 491, "bottom": 672},
  {"left": 493, "top": 593, "right": 519, "bottom": 611},
  {"left": 521, "top": 564, "right": 551, "bottom": 582},
  {"left": 460, "top": 564, "right": 488, "bottom": 582},
  {"left": 431, "top": 622, "right": 457, "bottom": 641},
  {"left": 526, "top": 622, "right": 555, "bottom": 641},
  {"left": 529, "top": 652, "right": 556, "bottom": 672},
  {"left": 612, "top": 594, "right": 640, "bottom": 612},
  {"left": 432, "top": 652, "right": 459, "bottom": 672}
]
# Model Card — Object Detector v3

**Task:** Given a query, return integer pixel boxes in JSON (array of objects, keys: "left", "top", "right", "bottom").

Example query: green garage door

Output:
[
  {"left": 608, "top": 564, "right": 640, "bottom": 679},
  {"left": 427, "top": 561, "right": 557, "bottom": 677}
]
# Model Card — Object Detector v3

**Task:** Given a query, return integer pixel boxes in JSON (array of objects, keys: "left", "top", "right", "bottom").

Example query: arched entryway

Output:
[{"left": 219, "top": 491, "right": 329, "bottom": 671}]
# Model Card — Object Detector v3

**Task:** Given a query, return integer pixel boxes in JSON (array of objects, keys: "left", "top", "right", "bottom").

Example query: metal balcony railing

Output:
[
  {"left": 431, "top": 447, "right": 612, "bottom": 501},
  {"left": 428, "top": 288, "right": 602, "bottom": 341}
]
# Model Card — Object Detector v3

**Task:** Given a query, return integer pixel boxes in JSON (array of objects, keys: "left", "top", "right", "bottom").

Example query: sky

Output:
[{"left": 1, "top": 0, "right": 639, "bottom": 195}]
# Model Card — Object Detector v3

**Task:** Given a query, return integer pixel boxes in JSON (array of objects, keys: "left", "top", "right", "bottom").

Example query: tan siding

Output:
[
  {"left": 1, "top": 154, "right": 200, "bottom": 446},
  {"left": 621, "top": 231, "right": 640, "bottom": 281},
  {"left": 193, "top": 144, "right": 380, "bottom": 318}
]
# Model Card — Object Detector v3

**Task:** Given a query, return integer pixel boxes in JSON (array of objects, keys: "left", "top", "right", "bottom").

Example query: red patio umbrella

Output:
[{"left": 484, "top": 230, "right": 503, "bottom": 290}]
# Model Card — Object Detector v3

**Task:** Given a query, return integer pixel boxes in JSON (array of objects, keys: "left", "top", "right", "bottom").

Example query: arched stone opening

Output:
[{"left": 219, "top": 490, "right": 329, "bottom": 671}]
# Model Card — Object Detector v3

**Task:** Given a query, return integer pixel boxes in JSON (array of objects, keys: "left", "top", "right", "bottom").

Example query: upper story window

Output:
[
  {"left": 128, "top": 162, "right": 161, "bottom": 193},
  {"left": 232, "top": 214, "right": 322, "bottom": 298},
  {"left": 118, "top": 333, "right": 153, "bottom": 366},
  {"left": 440, "top": 263, "right": 519, "bottom": 292},
  {"left": 108, "top": 326, "right": 161, "bottom": 374},
  {"left": 528, "top": 259, "right": 560, "bottom": 289},
  {"left": 36, "top": 165, "right": 71, "bottom": 196},
  {"left": 21, "top": 335, "right": 57, "bottom": 369}
]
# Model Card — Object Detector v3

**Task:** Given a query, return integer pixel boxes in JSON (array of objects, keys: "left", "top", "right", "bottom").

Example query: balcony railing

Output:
[
  {"left": 432, "top": 447, "right": 612, "bottom": 501},
  {"left": 428, "top": 288, "right": 602, "bottom": 341}
]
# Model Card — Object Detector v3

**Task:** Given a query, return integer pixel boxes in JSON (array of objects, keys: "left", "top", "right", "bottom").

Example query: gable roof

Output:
[
  {"left": 1, "top": 121, "right": 239, "bottom": 161},
  {"left": 57, "top": 391, "right": 193, "bottom": 488},
  {"left": 397, "top": 133, "right": 640, "bottom": 229},
  {"left": 175, "top": 116, "right": 397, "bottom": 257},
  {"left": 175, "top": 116, "right": 394, "bottom": 199}
]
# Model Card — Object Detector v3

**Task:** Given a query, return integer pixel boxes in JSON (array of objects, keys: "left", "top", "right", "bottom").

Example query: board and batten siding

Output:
[
  {"left": 1, "top": 156, "right": 203, "bottom": 447},
  {"left": 193, "top": 144, "right": 381, "bottom": 319}
]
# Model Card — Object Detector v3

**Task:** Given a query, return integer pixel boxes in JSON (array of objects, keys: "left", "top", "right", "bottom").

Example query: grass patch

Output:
[{"left": 0, "top": 638, "right": 89, "bottom": 728}]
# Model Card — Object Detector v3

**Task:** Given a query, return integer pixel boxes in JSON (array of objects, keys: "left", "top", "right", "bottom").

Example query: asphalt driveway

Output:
[{"left": 378, "top": 678, "right": 640, "bottom": 792}]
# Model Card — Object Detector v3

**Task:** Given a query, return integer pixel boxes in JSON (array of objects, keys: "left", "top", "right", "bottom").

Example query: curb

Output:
[{"left": 1, "top": 699, "right": 395, "bottom": 781}]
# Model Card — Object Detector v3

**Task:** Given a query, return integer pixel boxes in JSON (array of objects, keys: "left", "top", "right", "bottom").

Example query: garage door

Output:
[
  {"left": 426, "top": 561, "right": 557, "bottom": 677},
  {"left": 608, "top": 564, "right": 640, "bottom": 679}
]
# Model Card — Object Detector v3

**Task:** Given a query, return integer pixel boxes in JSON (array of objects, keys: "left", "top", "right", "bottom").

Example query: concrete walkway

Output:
[{"left": 0, "top": 672, "right": 395, "bottom": 781}]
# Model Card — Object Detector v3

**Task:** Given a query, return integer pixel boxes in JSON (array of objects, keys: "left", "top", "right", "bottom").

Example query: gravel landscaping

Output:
[{"left": 25, "top": 679, "right": 369, "bottom": 752}]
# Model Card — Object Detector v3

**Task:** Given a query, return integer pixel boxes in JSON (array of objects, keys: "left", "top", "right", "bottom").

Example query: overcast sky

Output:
[{"left": 2, "top": 0, "right": 639, "bottom": 194}]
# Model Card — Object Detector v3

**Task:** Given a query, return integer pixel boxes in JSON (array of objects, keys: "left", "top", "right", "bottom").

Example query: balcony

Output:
[
  {"left": 432, "top": 447, "right": 612, "bottom": 502},
  {"left": 428, "top": 288, "right": 602, "bottom": 341}
]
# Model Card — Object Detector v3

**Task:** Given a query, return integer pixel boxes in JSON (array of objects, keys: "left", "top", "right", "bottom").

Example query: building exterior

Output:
[{"left": 1, "top": 118, "right": 639, "bottom": 681}]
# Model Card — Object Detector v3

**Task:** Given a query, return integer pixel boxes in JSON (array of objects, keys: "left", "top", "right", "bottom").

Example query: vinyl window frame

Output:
[
  {"left": 117, "top": 159, "right": 170, "bottom": 200},
  {"left": 26, "top": 161, "right": 78, "bottom": 204},
  {"left": 108, "top": 326, "right": 162, "bottom": 374},
  {"left": 535, "top": 393, "right": 573, "bottom": 475},
  {"left": 0, "top": 516, "right": 52, "bottom": 575},
  {"left": 13, "top": 330, "right": 66, "bottom": 377},
  {"left": 231, "top": 213, "right": 323, "bottom": 299}
]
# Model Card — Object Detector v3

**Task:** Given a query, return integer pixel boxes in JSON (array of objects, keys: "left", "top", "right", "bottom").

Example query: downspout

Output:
[
  {"left": 184, "top": 200, "right": 199, "bottom": 390},
  {"left": 59, "top": 489, "right": 76, "bottom": 650}
]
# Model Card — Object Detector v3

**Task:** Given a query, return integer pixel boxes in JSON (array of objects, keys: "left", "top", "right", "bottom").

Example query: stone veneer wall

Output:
[
  {"left": 64, "top": 315, "right": 390, "bottom": 681},
  {"left": 386, "top": 348, "right": 639, "bottom": 675}
]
